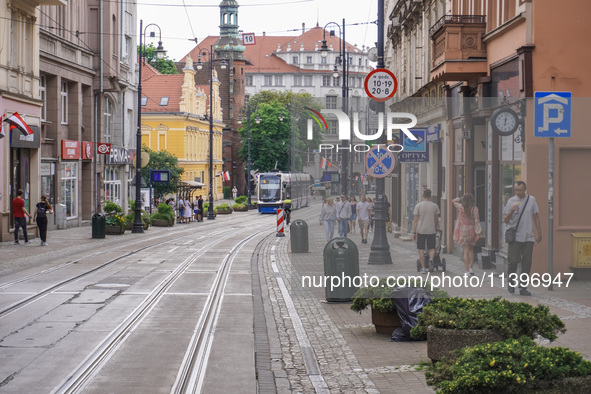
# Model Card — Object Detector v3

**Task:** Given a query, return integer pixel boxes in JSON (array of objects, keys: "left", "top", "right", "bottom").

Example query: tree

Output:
[
  {"left": 238, "top": 91, "right": 324, "bottom": 173},
  {"left": 139, "top": 44, "right": 177, "bottom": 75},
  {"left": 139, "top": 146, "right": 184, "bottom": 198}
]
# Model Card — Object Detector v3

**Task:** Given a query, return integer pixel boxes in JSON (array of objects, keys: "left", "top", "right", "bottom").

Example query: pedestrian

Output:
[
  {"left": 503, "top": 181, "right": 542, "bottom": 296},
  {"left": 283, "top": 195, "right": 292, "bottom": 225},
  {"left": 412, "top": 189, "right": 440, "bottom": 273},
  {"left": 193, "top": 196, "right": 199, "bottom": 221},
  {"left": 357, "top": 195, "right": 372, "bottom": 244},
  {"left": 232, "top": 186, "right": 238, "bottom": 200},
  {"left": 336, "top": 194, "right": 352, "bottom": 237},
  {"left": 33, "top": 195, "right": 53, "bottom": 246},
  {"left": 453, "top": 194, "right": 481, "bottom": 276},
  {"left": 349, "top": 196, "right": 357, "bottom": 234},
  {"left": 319, "top": 198, "right": 337, "bottom": 241},
  {"left": 184, "top": 199, "right": 192, "bottom": 223},
  {"left": 198, "top": 195, "right": 204, "bottom": 221},
  {"left": 12, "top": 189, "right": 32, "bottom": 245},
  {"left": 178, "top": 197, "right": 185, "bottom": 223}
]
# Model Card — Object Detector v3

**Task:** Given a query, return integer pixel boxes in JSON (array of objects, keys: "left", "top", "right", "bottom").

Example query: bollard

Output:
[
  {"left": 323, "top": 238, "right": 359, "bottom": 302},
  {"left": 290, "top": 219, "right": 308, "bottom": 253},
  {"left": 276, "top": 208, "right": 285, "bottom": 237},
  {"left": 92, "top": 213, "right": 106, "bottom": 239}
]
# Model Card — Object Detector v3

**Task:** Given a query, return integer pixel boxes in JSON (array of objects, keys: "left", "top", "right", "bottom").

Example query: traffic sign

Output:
[
  {"left": 364, "top": 69, "right": 397, "bottom": 102},
  {"left": 365, "top": 145, "right": 396, "bottom": 178},
  {"left": 534, "top": 92, "right": 571, "bottom": 137},
  {"left": 242, "top": 33, "right": 256, "bottom": 46}
]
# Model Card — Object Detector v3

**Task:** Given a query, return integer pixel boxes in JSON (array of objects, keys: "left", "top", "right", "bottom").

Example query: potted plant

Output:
[
  {"left": 151, "top": 203, "right": 175, "bottom": 226},
  {"left": 351, "top": 278, "right": 447, "bottom": 334},
  {"left": 216, "top": 203, "right": 232, "bottom": 214},
  {"left": 103, "top": 201, "right": 126, "bottom": 234},
  {"left": 410, "top": 297, "right": 566, "bottom": 362},
  {"left": 426, "top": 336, "right": 591, "bottom": 393},
  {"left": 232, "top": 202, "right": 248, "bottom": 212}
]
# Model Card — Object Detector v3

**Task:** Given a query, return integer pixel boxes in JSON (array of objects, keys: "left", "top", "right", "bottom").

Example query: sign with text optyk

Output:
[
  {"left": 399, "top": 128, "right": 429, "bottom": 163},
  {"left": 534, "top": 92, "right": 571, "bottom": 138}
]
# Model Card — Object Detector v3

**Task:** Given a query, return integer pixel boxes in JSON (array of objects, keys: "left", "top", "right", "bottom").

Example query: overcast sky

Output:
[{"left": 137, "top": 0, "right": 379, "bottom": 62}]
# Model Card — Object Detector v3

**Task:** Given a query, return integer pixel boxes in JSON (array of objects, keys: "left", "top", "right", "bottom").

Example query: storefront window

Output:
[
  {"left": 104, "top": 167, "right": 121, "bottom": 206},
  {"left": 61, "top": 162, "right": 78, "bottom": 217}
]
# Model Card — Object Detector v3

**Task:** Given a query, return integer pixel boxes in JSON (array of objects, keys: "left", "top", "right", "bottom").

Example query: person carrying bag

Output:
[{"left": 505, "top": 196, "right": 529, "bottom": 243}]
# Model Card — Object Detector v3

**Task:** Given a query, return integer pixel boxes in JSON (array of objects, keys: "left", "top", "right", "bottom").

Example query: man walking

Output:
[
  {"left": 412, "top": 189, "right": 440, "bottom": 273},
  {"left": 12, "top": 189, "right": 32, "bottom": 245},
  {"left": 336, "top": 194, "right": 352, "bottom": 237},
  {"left": 503, "top": 181, "right": 542, "bottom": 296},
  {"left": 357, "top": 195, "right": 372, "bottom": 244}
]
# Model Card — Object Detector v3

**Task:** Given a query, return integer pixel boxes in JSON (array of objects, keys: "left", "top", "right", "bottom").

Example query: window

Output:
[
  {"left": 104, "top": 98, "right": 114, "bottom": 143},
  {"left": 40, "top": 76, "right": 47, "bottom": 121},
  {"left": 293, "top": 75, "right": 302, "bottom": 86},
  {"left": 304, "top": 75, "right": 313, "bottom": 86},
  {"left": 358, "top": 57, "right": 362, "bottom": 66},
  {"left": 245, "top": 75, "right": 253, "bottom": 86},
  {"left": 274, "top": 75, "right": 283, "bottom": 86},
  {"left": 160, "top": 97, "right": 169, "bottom": 106},
  {"left": 333, "top": 76, "right": 340, "bottom": 87},
  {"left": 325, "top": 96, "right": 337, "bottom": 109},
  {"left": 264, "top": 75, "right": 273, "bottom": 86},
  {"left": 292, "top": 56, "right": 298, "bottom": 64},
  {"left": 306, "top": 56, "right": 312, "bottom": 64},
  {"left": 245, "top": 94, "right": 250, "bottom": 104},
  {"left": 328, "top": 120, "right": 338, "bottom": 135},
  {"left": 321, "top": 57, "right": 327, "bottom": 64},
  {"left": 61, "top": 162, "right": 78, "bottom": 218},
  {"left": 322, "top": 76, "right": 331, "bottom": 86},
  {"left": 61, "top": 82, "right": 68, "bottom": 124},
  {"left": 141, "top": 97, "right": 147, "bottom": 106},
  {"left": 104, "top": 167, "right": 121, "bottom": 207}
]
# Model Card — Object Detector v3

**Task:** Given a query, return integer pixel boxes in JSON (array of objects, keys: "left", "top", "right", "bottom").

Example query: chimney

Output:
[{"left": 302, "top": 23, "right": 305, "bottom": 34}]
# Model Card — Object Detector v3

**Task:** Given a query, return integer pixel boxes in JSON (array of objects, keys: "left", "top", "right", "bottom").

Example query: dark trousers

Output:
[
  {"left": 14, "top": 217, "right": 28, "bottom": 242},
  {"left": 37, "top": 217, "right": 48, "bottom": 242},
  {"left": 507, "top": 241, "right": 534, "bottom": 289}
]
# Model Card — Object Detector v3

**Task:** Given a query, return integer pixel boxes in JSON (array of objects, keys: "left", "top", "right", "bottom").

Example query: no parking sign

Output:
[{"left": 365, "top": 145, "right": 396, "bottom": 178}]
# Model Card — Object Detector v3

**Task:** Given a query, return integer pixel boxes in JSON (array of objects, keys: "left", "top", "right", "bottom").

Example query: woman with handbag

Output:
[
  {"left": 319, "top": 198, "right": 337, "bottom": 241},
  {"left": 452, "top": 194, "right": 481, "bottom": 276}
]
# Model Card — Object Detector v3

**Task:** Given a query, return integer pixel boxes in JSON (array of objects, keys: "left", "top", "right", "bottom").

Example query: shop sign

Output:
[
  {"left": 10, "top": 126, "right": 40, "bottom": 148},
  {"left": 427, "top": 124, "right": 441, "bottom": 143},
  {"left": 61, "top": 140, "right": 80, "bottom": 160},
  {"left": 105, "top": 146, "right": 136, "bottom": 165},
  {"left": 97, "top": 143, "right": 111, "bottom": 154},
  {"left": 82, "top": 141, "right": 93, "bottom": 160}
]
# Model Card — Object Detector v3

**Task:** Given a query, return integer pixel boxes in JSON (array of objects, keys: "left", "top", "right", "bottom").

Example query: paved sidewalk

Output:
[{"left": 261, "top": 199, "right": 591, "bottom": 393}]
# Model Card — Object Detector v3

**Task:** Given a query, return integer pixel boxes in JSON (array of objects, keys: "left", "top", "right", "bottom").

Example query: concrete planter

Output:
[
  {"left": 232, "top": 206, "right": 248, "bottom": 212},
  {"left": 105, "top": 225, "right": 125, "bottom": 235},
  {"left": 371, "top": 309, "right": 401, "bottom": 335},
  {"left": 216, "top": 209, "right": 232, "bottom": 214},
  {"left": 427, "top": 326, "right": 504, "bottom": 363},
  {"left": 152, "top": 219, "right": 173, "bottom": 227}
]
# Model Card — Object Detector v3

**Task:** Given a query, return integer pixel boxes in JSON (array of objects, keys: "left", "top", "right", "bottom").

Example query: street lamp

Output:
[
  {"left": 237, "top": 107, "right": 260, "bottom": 209},
  {"left": 196, "top": 45, "right": 227, "bottom": 220},
  {"left": 135, "top": 20, "right": 166, "bottom": 234},
  {"left": 320, "top": 19, "right": 349, "bottom": 196}
]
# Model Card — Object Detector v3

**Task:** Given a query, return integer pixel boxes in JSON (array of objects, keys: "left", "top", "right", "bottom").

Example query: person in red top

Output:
[{"left": 12, "top": 189, "right": 32, "bottom": 245}]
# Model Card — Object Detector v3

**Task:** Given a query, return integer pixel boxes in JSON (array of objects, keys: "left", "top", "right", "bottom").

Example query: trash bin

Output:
[
  {"left": 92, "top": 213, "right": 106, "bottom": 239},
  {"left": 323, "top": 237, "right": 359, "bottom": 302},
  {"left": 290, "top": 219, "right": 309, "bottom": 253}
]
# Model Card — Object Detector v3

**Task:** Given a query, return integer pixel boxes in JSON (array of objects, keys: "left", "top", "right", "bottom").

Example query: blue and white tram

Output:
[{"left": 256, "top": 171, "right": 313, "bottom": 213}]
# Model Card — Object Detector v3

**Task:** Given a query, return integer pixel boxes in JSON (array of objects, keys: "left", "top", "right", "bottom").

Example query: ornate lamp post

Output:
[
  {"left": 196, "top": 45, "right": 227, "bottom": 220},
  {"left": 320, "top": 19, "right": 349, "bottom": 196},
  {"left": 237, "top": 106, "right": 260, "bottom": 209},
  {"left": 135, "top": 20, "right": 166, "bottom": 233}
]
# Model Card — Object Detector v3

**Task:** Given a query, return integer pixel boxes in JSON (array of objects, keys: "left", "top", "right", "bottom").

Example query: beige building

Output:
[{"left": 384, "top": 0, "right": 591, "bottom": 277}]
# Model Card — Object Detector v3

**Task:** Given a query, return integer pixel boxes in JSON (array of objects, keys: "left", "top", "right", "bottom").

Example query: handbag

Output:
[{"left": 504, "top": 196, "right": 529, "bottom": 243}]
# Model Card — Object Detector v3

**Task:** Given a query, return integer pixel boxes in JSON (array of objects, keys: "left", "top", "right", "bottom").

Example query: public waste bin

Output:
[
  {"left": 92, "top": 213, "right": 106, "bottom": 239},
  {"left": 323, "top": 237, "right": 359, "bottom": 302},
  {"left": 290, "top": 219, "right": 308, "bottom": 253}
]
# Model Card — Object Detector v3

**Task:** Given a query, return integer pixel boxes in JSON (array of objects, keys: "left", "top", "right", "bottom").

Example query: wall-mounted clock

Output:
[{"left": 490, "top": 107, "right": 520, "bottom": 136}]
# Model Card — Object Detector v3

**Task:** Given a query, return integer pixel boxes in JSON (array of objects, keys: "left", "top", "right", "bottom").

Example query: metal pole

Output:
[
  {"left": 207, "top": 45, "right": 215, "bottom": 220},
  {"left": 548, "top": 137, "right": 554, "bottom": 290},
  {"left": 247, "top": 105, "right": 253, "bottom": 209},
  {"left": 291, "top": 106, "right": 295, "bottom": 171},
  {"left": 368, "top": 0, "right": 392, "bottom": 264},
  {"left": 341, "top": 19, "right": 349, "bottom": 197},
  {"left": 132, "top": 20, "right": 145, "bottom": 233}
]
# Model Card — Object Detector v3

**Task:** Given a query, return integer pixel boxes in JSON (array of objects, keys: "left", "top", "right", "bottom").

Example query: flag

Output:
[
  {"left": 361, "top": 172, "right": 369, "bottom": 181},
  {"left": 320, "top": 157, "right": 328, "bottom": 170},
  {"left": 223, "top": 171, "right": 230, "bottom": 181},
  {"left": 5, "top": 112, "right": 34, "bottom": 136}
]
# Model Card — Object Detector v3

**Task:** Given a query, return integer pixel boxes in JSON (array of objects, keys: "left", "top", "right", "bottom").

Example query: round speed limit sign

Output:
[{"left": 364, "top": 69, "right": 398, "bottom": 102}]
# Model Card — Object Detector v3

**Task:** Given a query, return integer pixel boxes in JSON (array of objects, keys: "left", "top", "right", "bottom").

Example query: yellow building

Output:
[{"left": 140, "top": 57, "right": 224, "bottom": 200}]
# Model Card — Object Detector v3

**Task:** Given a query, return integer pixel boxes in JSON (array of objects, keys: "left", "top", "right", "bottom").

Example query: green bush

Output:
[
  {"left": 410, "top": 297, "right": 566, "bottom": 341},
  {"left": 350, "top": 277, "right": 448, "bottom": 314},
  {"left": 426, "top": 336, "right": 591, "bottom": 394},
  {"left": 232, "top": 203, "right": 248, "bottom": 211},
  {"left": 103, "top": 201, "right": 123, "bottom": 215},
  {"left": 151, "top": 203, "right": 174, "bottom": 223},
  {"left": 235, "top": 195, "right": 247, "bottom": 204},
  {"left": 223, "top": 186, "right": 231, "bottom": 199}
]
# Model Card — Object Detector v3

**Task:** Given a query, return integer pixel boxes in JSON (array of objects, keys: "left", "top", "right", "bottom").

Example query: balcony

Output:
[
  {"left": 33, "top": 0, "right": 67, "bottom": 4},
  {"left": 429, "top": 15, "right": 487, "bottom": 82}
]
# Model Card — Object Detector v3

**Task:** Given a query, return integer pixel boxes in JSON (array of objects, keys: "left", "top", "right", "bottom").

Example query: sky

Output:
[{"left": 137, "top": 0, "right": 379, "bottom": 62}]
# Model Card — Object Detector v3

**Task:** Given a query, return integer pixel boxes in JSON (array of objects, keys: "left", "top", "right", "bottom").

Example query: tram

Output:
[{"left": 256, "top": 171, "right": 313, "bottom": 213}]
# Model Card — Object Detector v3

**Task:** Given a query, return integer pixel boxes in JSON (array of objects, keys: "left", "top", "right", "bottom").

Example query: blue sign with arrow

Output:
[
  {"left": 534, "top": 92, "right": 571, "bottom": 138},
  {"left": 399, "top": 128, "right": 429, "bottom": 163}
]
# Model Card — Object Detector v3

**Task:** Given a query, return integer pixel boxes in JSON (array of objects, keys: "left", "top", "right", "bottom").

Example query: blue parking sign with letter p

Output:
[{"left": 534, "top": 92, "right": 571, "bottom": 138}]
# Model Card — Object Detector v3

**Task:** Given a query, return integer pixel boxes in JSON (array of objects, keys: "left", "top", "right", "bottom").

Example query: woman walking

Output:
[
  {"left": 319, "top": 198, "right": 337, "bottom": 241},
  {"left": 452, "top": 194, "right": 481, "bottom": 276},
  {"left": 33, "top": 195, "right": 53, "bottom": 246},
  {"left": 349, "top": 196, "right": 357, "bottom": 234}
]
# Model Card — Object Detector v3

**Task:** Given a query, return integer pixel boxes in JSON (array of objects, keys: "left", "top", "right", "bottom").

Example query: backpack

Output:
[{"left": 37, "top": 204, "right": 47, "bottom": 219}]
